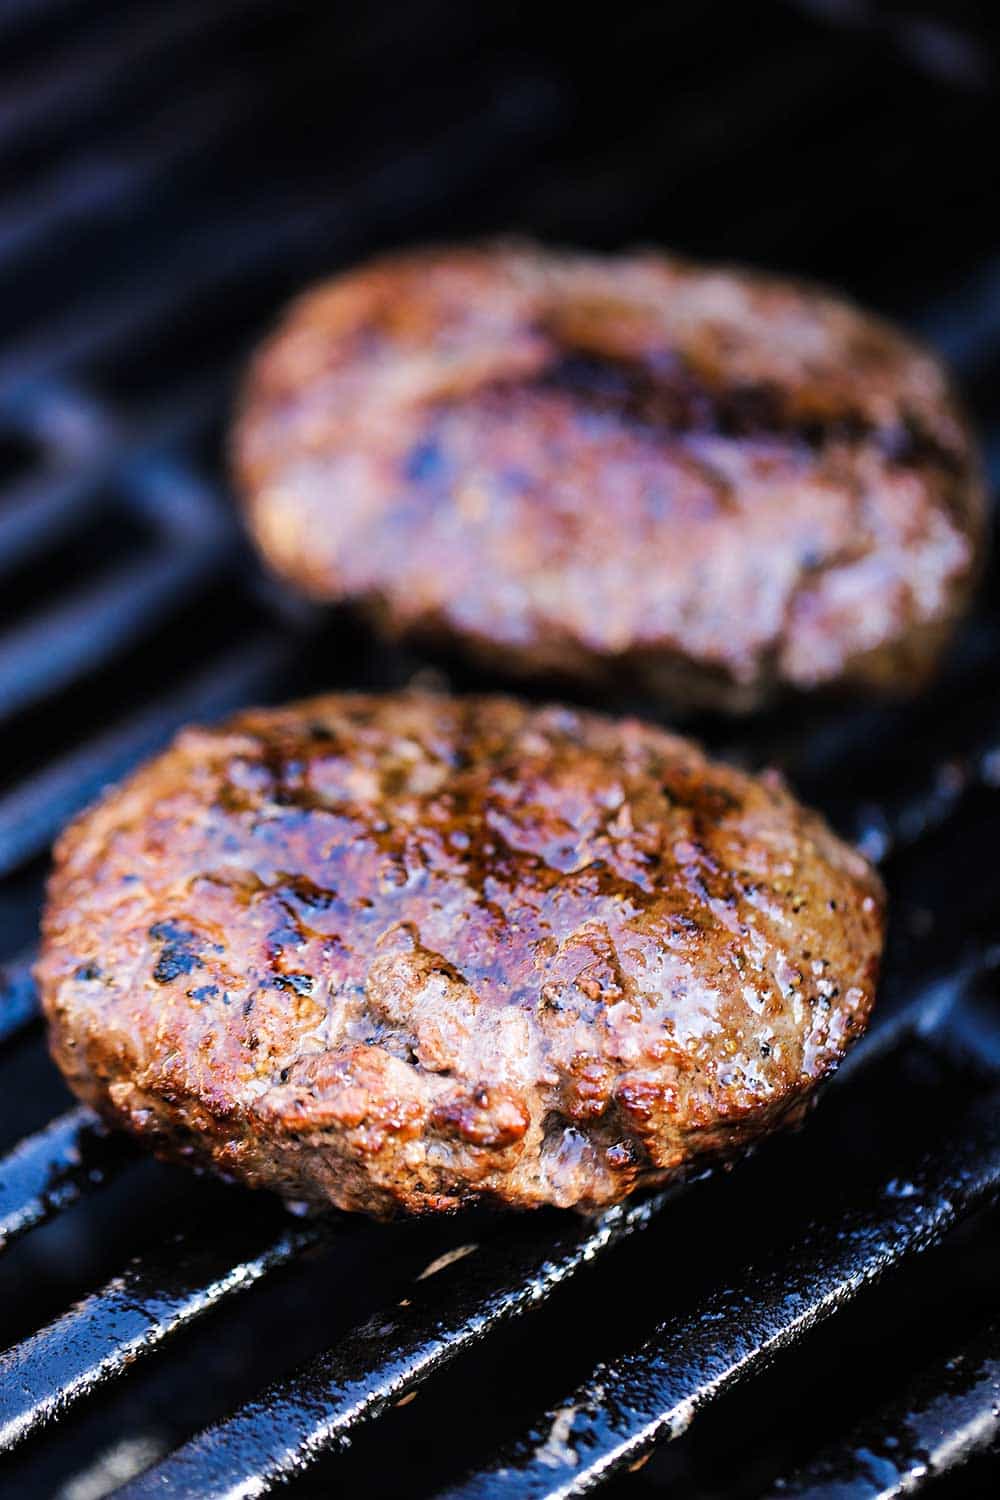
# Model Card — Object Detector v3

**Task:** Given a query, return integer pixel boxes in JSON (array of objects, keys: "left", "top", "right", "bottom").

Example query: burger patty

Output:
[
  {"left": 233, "top": 243, "right": 984, "bottom": 711},
  {"left": 38, "top": 693, "right": 884, "bottom": 1216}
]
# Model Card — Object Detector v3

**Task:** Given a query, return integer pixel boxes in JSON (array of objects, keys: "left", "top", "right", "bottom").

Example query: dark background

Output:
[{"left": 0, "top": 2, "right": 998, "bottom": 1496}]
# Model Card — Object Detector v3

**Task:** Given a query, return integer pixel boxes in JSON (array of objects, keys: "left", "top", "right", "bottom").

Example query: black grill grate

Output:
[{"left": 0, "top": 3, "right": 998, "bottom": 1496}]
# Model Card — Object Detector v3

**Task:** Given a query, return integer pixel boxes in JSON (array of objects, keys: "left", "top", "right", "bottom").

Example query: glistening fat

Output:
[{"left": 38, "top": 692, "right": 884, "bottom": 1217}]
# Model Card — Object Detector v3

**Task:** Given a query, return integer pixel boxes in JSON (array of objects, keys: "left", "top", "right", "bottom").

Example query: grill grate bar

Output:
[
  {"left": 0, "top": 906, "right": 983, "bottom": 1467},
  {"left": 0, "top": 0, "right": 273, "bottom": 163},
  {"left": 0, "top": 373, "right": 114, "bottom": 457},
  {"left": 437, "top": 1083, "right": 1000, "bottom": 1500},
  {"left": 0, "top": 633, "right": 298, "bottom": 878},
  {"left": 849, "top": 736, "right": 1000, "bottom": 864},
  {"left": 0, "top": 544, "right": 230, "bottom": 725},
  {"left": 0, "top": 953, "right": 38, "bottom": 1046},
  {"left": 110, "top": 1188, "right": 680, "bottom": 1500},
  {"left": 763, "top": 1318, "right": 1000, "bottom": 1498},
  {"left": 825, "top": 963, "right": 986, "bottom": 1090},
  {"left": 0, "top": 73, "right": 261, "bottom": 277},
  {"left": 0, "top": 1106, "right": 136, "bottom": 1254},
  {"left": 0, "top": 1216, "right": 331, "bottom": 1453},
  {"left": 0, "top": 369, "right": 231, "bottom": 580},
  {"left": 101, "top": 985, "right": 996, "bottom": 1500},
  {"left": 0, "top": 76, "right": 558, "bottom": 397},
  {"left": 0, "top": 470, "right": 109, "bottom": 581}
]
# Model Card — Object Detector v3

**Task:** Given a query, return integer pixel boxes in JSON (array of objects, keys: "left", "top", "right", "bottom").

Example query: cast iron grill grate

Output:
[{"left": 0, "top": 3, "right": 998, "bottom": 1496}]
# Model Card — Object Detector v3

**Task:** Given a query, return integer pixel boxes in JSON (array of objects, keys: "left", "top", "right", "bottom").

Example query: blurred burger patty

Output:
[{"left": 233, "top": 242, "right": 984, "bottom": 710}]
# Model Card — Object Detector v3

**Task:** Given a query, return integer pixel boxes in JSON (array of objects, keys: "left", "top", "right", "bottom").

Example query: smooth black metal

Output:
[
  {"left": 0, "top": 0, "right": 272, "bottom": 164},
  {"left": 0, "top": 954, "right": 38, "bottom": 1045},
  {"left": 762, "top": 1319, "right": 1000, "bottom": 1498},
  {"left": 0, "top": 79, "right": 556, "bottom": 397},
  {"left": 0, "top": 634, "right": 296, "bottom": 878},
  {"left": 113, "top": 1189, "right": 681, "bottom": 1499},
  {"left": 0, "top": 548, "right": 227, "bottom": 723},
  {"left": 0, "top": 78, "right": 253, "bottom": 277},
  {"left": 0, "top": 373, "right": 226, "bottom": 581},
  {"left": 0, "top": 1217, "right": 330, "bottom": 1452},
  {"left": 0, "top": 449, "right": 233, "bottom": 725},
  {"left": 439, "top": 1086, "right": 1000, "bottom": 1500},
  {"left": 0, "top": 471, "right": 107, "bottom": 579},
  {"left": 0, "top": 1106, "right": 136, "bottom": 1253},
  {"left": 820, "top": 734, "right": 1000, "bottom": 867}
]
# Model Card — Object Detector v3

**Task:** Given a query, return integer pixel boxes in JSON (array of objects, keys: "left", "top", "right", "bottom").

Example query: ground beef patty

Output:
[
  {"left": 233, "top": 243, "right": 984, "bottom": 711},
  {"left": 38, "top": 693, "right": 884, "bottom": 1216}
]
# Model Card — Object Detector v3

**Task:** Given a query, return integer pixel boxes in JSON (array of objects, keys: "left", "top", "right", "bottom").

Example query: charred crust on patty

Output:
[
  {"left": 233, "top": 243, "right": 985, "bottom": 710},
  {"left": 38, "top": 692, "right": 885, "bottom": 1216}
]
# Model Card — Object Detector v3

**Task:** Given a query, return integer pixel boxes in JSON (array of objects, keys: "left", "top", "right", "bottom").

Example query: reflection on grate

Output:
[
  {"left": 761, "top": 1315, "right": 1000, "bottom": 1498},
  {"left": 0, "top": 3, "right": 998, "bottom": 1498}
]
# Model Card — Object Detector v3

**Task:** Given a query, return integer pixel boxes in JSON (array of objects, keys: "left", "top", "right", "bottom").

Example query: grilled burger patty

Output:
[
  {"left": 233, "top": 243, "right": 984, "bottom": 711},
  {"left": 38, "top": 693, "right": 884, "bottom": 1216}
]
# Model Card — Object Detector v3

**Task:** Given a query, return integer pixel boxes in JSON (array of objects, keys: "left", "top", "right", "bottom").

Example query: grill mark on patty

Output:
[
  {"left": 149, "top": 920, "right": 208, "bottom": 985},
  {"left": 400, "top": 350, "right": 963, "bottom": 503},
  {"left": 536, "top": 352, "right": 963, "bottom": 472},
  {"left": 235, "top": 246, "right": 983, "bottom": 712},
  {"left": 536, "top": 346, "right": 972, "bottom": 565},
  {"left": 394, "top": 347, "right": 968, "bottom": 548},
  {"left": 39, "top": 692, "right": 886, "bottom": 1215}
]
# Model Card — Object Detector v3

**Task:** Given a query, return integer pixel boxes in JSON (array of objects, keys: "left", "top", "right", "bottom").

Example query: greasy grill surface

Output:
[{"left": 0, "top": 2, "right": 997, "bottom": 1497}]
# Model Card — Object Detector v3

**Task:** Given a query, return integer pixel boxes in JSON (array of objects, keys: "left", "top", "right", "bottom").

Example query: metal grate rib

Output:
[
  {"left": 761, "top": 1318, "right": 1000, "bottom": 1499},
  {"left": 100, "top": 990, "right": 992, "bottom": 1500},
  {"left": 435, "top": 1082, "right": 1000, "bottom": 1500},
  {"left": 0, "top": 1107, "right": 135, "bottom": 1253},
  {"left": 0, "top": 1217, "right": 330, "bottom": 1452},
  {"left": 0, "top": 954, "right": 37, "bottom": 1045},
  {"left": 0, "top": 635, "right": 296, "bottom": 879}
]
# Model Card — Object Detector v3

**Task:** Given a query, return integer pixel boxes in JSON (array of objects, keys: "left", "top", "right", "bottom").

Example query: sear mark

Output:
[{"left": 149, "top": 920, "right": 205, "bottom": 985}]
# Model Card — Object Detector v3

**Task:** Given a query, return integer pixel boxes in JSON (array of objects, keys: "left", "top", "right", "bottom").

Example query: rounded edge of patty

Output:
[
  {"left": 37, "top": 692, "right": 885, "bottom": 1217},
  {"left": 232, "top": 241, "right": 986, "bottom": 711}
]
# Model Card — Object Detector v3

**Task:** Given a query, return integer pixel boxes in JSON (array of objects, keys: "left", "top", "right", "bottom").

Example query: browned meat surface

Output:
[
  {"left": 233, "top": 243, "right": 984, "bottom": 711},
  {"left": 38, "top": 693, "right": 884, "bottom": 1216}
]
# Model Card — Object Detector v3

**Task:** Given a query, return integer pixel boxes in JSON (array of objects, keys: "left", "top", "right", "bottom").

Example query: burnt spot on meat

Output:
[
  {"left": 38, "top": 691, "right": 885, "bottom": 1217},
  {"left": 234, "top": 244, "right": 983, "bottom": 712},
  {"left": 537, "top": 353, "right": 882, "bottom": 457},
  {"left": 261, "top": 894, "right": 339, "bottom": 990},
  {"left": 554, "top": 360, "right": 962, "bottom": 485},
  {"left": 662, "top": 774, "right": 742, "bottom": 821},
  {"left": 279, "top": 874, "right": 337, "bottom": 910},
  {"left": 188, "top": 984, "right": 219, "bottom": 1003},
  {"left": 271, "top": 973, "right": 314, "bottom": 996},
  {"left": 877, "top": 412, "right": 967, "bottom": 476},
  {"left": 149, "top": 921, "right": 205, "bottom": 985},
  {"left": 266, "top": 910, "right": 305, "bottom": 958}
]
